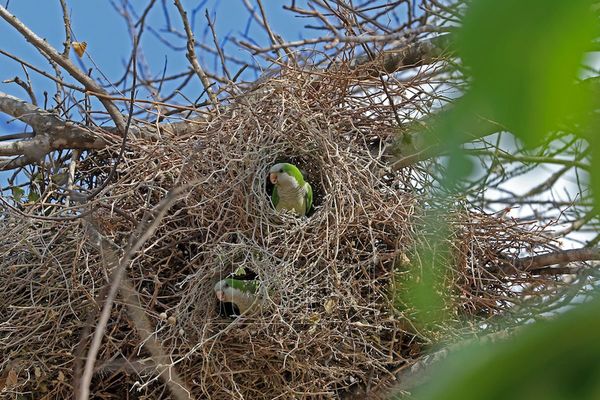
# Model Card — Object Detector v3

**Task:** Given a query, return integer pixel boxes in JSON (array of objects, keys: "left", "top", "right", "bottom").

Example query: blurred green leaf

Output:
[
  {"left": 10, "top": 186, "right": 24, "bottom": 203},
  {"left": 51, "top": 172, "right": 69, "bottom": 186},
  {"left": 395, "top": 213, "right": 453, "bottom": 330},
  {"left": 457, "top": 0, "right": 597, "bottom": 146},
  {"left": 27, "top": 189, "right": 40, "bottom": 203},
  {"left": 409, "top": 295, "right": 600, "bottom": 400},
  {"left": 445, "top": 149, "right": 475, "bottom": 191},
  {"left": 592, "top": 138, "right": 600, "bottom": 211}
]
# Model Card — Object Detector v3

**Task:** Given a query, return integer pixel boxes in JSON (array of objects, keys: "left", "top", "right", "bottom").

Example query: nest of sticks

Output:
[{"left": 0, "top": 65, "right": 560, "bottom": 399}]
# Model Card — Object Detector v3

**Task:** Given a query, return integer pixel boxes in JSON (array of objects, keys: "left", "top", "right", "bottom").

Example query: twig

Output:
[
  {"left": 86, "top": 34, "right": 139, "bottom": 201},
  {"left": 239, "top": 25, "right": 437, "bottom": 54},
  {"left": 2, "top": 75, "right": 37, "bottom": 105},
  {"left": 205, "top": 10, "right": 231, "bottom": 81},
  {"left": 172, "top": 0, "right": 219, "bottom": 109},
  {"left": 0, "top": 49, "right": 86, "bottom": 91},
  {"left": 0, "top": 5, "right": 127, "bottom": 132},
  {"left": 59, "top": 0, "right": 71, "bottom": 56},
  {"left": 78, "top": 184, "right": 191, "bottom": 400}
]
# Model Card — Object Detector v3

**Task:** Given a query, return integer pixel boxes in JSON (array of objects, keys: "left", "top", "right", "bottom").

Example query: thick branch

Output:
[
  {"left": 386, "top": 113, "right": 505, "bottom": 170},
  {"left": 0, "top": 155, "right": 31, "bottom": 169},
  {"left": 489, "top": 247, "right": 600, "bottom": 275},
  {"left": 353, "top": 34, "right": 453, "bottom": 76},
  {"left": 0, "top": 90, "right": 209, "bottom": 168},
  {"left": 0, "top": 91, "right": 106, "bottom": 161},
  {"left": 513, "top": 247, "right": 600, "bottom": 272}
]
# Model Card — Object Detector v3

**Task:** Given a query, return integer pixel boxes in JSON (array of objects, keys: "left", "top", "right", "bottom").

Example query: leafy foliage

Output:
[
  {"left": 410, "top": 297, "right": 600, "bottom": 400},
  {"left": 398, "top": 0, "right": 600, "bottom": 398}
]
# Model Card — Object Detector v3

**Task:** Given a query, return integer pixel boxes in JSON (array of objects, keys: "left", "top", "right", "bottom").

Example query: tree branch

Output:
[
  {"left": 491, "top": 247, "right": 600, "bottom": 275},
  {"left": 240, "top": 25, "right": 438, "bottom": 54},
  {"left": 0, "top": 91, "right": 106, "bottom": 161},
  {"left": 352, "top": 34, "right": 453, "bottom": 76},
  {"left": 513, "top": 247, "right": 600, "bottom": 272},
  {"left": 386, "top": 112, "right": 505, "bottom": 170},
  {"left": 78, "top": 184, "right": 191, "bottom": 400},
  {"left": 0, "top": 88, "right": 204, "bottom": 170},
  {"left": 0, "top": 5, "right": 127, "bottom": 132},
  {"left": 172, "top": 0, "right": 219, "bottom": 109}
]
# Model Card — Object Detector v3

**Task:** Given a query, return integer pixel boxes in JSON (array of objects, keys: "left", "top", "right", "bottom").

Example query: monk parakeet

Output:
[
  {"left": 214, "top": 278, "right": 263, "bottom": 315},
  {"left": 269, "top": 163, "right": 313, "bottom": 216}
]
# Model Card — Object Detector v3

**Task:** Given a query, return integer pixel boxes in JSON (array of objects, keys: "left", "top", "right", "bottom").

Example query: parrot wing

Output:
[
  {"left": 271, "top": 186, "right": 280, "bottom": 209},
  {"left": 304, "top": 182, "right": 313, "bottom": 214}
]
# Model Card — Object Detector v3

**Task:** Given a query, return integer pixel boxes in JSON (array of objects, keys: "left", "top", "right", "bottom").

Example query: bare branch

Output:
[
  {"left": 0, "top": 155, "right": 31, "bottom": 169},
  {"left": 0, "top": 5, "right": 127, "bottom": 131},
  {"left": 484, "top": 247, "right": 600, "bottom": 275},
  {"left": 513, "top": 247, "right": 600, "bottom": 272},
  {"left": 78, "top": 184, "right": 191, "bottom": 400},
  {"left": 172, "top": 0, "right": 219, "bottom": 108},
  {"left": 120, "top": 277, "right": 192, "bottom": 400},
  {"left": 0, "top": 91, "right": 106, "bottom": 159},
  {"left": 239, "top": 25, "right": 438, "bottom": 54},
  {"left": 353, "top": 34, "right": 453, "bottom": 75},
  {"left": 59, "top": 0, "right": 72, "bottom": 56},
  {"left": 387, "top": 113, "right": 505, "bottom": 170},
  {"left": 0, "top": 49, "right": 86, "bottom": 91},
  {"left": 3, "top": 75, "right": 37, "bottom": 105},
  {"left": 205, "top": 10, "right": 231, "bottom": 81}
]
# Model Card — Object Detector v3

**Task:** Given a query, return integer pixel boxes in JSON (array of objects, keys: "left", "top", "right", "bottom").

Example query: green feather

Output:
[
  {"left": 225, "top": 278, "right": 259, "bottom": 294},
  {"left": 272, "top": 185, "right": 280, "bottom": 208},
  {"left": 281, "top": 163, "right": 305, "bottom": 185},
  {"left": 304, "top": 182, "right": 313, "bottom": 214}
]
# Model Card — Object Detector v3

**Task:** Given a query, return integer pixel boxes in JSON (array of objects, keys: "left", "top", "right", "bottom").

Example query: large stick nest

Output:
[{"left": 0, "top": 66, "right": 557, "bottom": 398}]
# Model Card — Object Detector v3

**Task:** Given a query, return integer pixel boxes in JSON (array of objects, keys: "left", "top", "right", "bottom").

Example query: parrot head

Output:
[
  {"left": 269, "top": 163, "right": 305, "bottom": 187},
  {"left": 214, "top": 278, "right": 258, "bottom": 301}
]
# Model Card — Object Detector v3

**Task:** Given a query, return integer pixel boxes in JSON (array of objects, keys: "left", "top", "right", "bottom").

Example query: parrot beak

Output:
[
  {"left": 269, "top": 173, "right": 278, "bottom": 184},
  {"left": 215, "top": 290, "right": 224, "bottom": 301}
]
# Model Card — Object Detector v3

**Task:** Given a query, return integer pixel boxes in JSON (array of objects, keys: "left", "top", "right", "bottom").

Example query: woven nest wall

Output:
[{"left": 0, "top": 68, "right": 556, "bottom": 399}]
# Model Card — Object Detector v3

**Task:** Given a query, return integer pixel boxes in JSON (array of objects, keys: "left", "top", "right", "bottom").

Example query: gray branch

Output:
[
  {"left": 511, "top": 247, "right": 600, "bottom": 273},
  {"left": 352, "top": 34, "right": 453, "bottom": 76},
  {"left": 385, "top": 112, "right": 505, "bottom": 170},
  {"left": 0, "top": 91, "right": 106, "bottom": 162}
]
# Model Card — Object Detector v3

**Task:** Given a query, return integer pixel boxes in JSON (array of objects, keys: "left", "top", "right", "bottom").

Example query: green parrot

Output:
[
  {"left": 268, "top": 163, "right": 313, "bottom": 216},
  {"left": 214, "top": 278, "right": 263, "bottom": 315}
]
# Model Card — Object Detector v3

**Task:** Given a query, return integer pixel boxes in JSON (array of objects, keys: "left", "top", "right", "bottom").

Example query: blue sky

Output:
[{"left": 0, "top": 1, "right": 310, "bottom": 132}]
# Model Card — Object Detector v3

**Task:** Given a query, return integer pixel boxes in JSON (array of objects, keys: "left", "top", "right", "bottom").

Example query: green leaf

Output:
[
  {"left": 411, "top": 296, "right": 600, "bottom": 400},
  {"left": 395, "top": 213, "right": 454, "bottom": 330},
  {"left": 27, "top": 190, "right": 40, "bottom": 203},
  {"left": 457, "top": 0, "right": 597, "bottom": 146},
  {"left": 10, "top": 186, "right": 24, "bottom": 203},
  {"left": 445, "top": 149, "right": 475, "bottom": 192}
]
